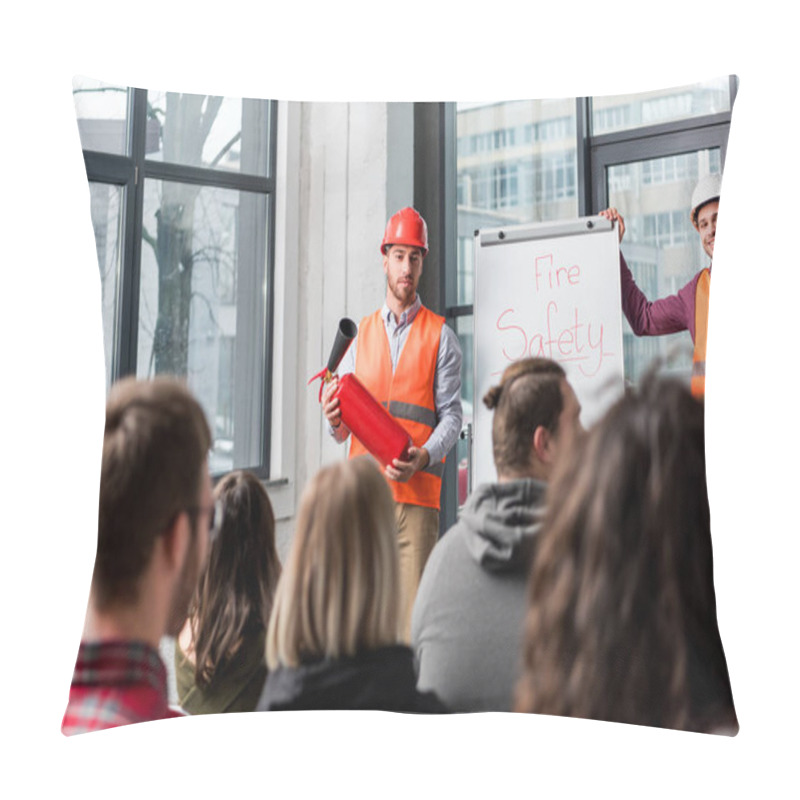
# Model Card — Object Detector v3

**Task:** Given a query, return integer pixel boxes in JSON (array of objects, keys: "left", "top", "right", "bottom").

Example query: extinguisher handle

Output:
[{"left": 309, "top": 367, "right": 334, "bottom": 402}]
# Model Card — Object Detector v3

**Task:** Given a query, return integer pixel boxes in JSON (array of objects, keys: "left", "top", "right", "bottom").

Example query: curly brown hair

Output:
[{"left": 514, "top": 375, "right": 737, "bottom": 734}]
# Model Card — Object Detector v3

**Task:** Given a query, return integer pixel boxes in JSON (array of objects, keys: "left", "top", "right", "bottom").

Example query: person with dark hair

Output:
[
  {"left": 257, "top": 457, "right": 446, "bottom": 713},
  {"left": 62, "top": 377, "right": 213, "bottom": 735},
  {"left": 175, "top": 470, "right": 282, "bottom": 714},
  {"left": 514, "top": 375, "right": 738, "bottom": 734},
  {"left": 411, "top": 358, "right": 582, "bottom": 712}
]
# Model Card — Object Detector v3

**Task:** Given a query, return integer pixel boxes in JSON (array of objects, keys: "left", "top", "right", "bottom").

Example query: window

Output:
[
  {"left": 591, "top": 77, "right": 731, "bottom": 135},
  {"left": 448, "top": 77, "right": 735, "bottom": 468},
  {"left": 73, "top": 77, "right": 277, "bottom": 478},
  {"left": 455, "top": 99, "right": 579, "bottom": 311}
]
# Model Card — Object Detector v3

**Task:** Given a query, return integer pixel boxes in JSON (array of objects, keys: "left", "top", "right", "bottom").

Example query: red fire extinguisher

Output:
[{"left": 310, "top": 318, "right": 412, "bottom": 469}]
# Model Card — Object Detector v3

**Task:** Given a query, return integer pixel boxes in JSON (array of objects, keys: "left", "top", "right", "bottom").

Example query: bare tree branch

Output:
[
  {"left": 198, "top": 96, "right": 224, "bottom": 144},
  {"left": 210, "top": 131, "right": 242, "bottom": 168},
  {"left": 141, "top": 224, "right": 157, "bottom": 257},
  {"left": 191, "top": 290, "right": 221, "bottom": 333}
]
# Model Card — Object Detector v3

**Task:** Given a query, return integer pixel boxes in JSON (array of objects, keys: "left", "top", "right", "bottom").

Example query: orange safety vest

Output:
[
  {"left": 349, "top": 306, "right": 445, "bottom": 509},
  {"left": 691, "top": 268, "right": 710, "bottom": 399}
]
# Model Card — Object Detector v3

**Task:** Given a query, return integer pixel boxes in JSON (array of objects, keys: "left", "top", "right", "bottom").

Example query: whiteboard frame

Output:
[
  {"left": 471, "top": 214, "right": 623, "bottom": 489},
  {"left": 477, "top": 215, "right": 613, "bottom": 247}
]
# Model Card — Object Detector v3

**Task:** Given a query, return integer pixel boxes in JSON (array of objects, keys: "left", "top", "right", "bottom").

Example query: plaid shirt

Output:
[{"left": 62, "top": 640, "right": 182, "bottom": 736}]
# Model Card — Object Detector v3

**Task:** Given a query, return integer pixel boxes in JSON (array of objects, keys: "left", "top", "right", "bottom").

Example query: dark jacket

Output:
[{"left": 256, "top": 644, "right": 447, "bottom": 713}]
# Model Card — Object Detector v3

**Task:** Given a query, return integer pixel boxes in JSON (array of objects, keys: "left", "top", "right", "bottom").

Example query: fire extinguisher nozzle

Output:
[{"left": 325, "top": 317, "right": 358, "bottom": 374}]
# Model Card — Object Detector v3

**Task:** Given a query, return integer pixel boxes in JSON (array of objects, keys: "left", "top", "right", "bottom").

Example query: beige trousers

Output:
[{"left": 394, "top": 502, "right": 439, "bottom": 643}]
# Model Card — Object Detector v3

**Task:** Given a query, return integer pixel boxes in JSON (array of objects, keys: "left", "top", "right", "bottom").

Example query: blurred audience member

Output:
[
  {"left": 175, "top": 470, "right": 281, "bottom": 714},
  {"left": 412, "top": 358, "right": 582, "bottom": 711},
  {"left": 514, "top": 376, "right": 738, "bottom": 734},
  {"left": 258, "top": 457, "right": 446, "bottom": 713},
  {"left": 62, "top": 377, "right": 213, "bottom": 735}
]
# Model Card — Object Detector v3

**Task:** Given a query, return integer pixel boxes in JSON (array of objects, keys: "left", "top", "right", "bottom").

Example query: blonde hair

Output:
[{"left": 266, "top": 457, "right": 400, "bottom": 669}]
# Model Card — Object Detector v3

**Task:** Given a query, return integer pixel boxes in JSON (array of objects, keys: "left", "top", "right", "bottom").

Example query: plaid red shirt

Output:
[{"left": 62, "top": 640, "right": 182, "bottom": 736}]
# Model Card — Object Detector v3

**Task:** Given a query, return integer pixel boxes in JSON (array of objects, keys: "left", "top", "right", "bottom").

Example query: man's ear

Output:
[
  {"left": 160, "top": 511, "right": 191, "bottom": 575},
  {"left": 532, "top": 425, "right": 552, "bottom": 464}
]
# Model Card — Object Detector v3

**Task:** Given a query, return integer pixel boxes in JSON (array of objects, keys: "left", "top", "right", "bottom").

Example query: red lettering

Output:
[
  {"left": 529, "top": 333, "right": 546, "bottom": 358},
  {"left": 496, "top": 308, "right": 528, "bottom": 361},
  {"left": 494, "top": 305, "right": 613, "bottom": 378},
  {"left": 567, "top": 264, "right": 580, "bottom": 285},
  {"left": 557, "top": 326, "right": 574, "bottom": 355},
  {"left": 533, "top": 255, "right": 582, "bottom": 291},
  {"left": 579, "top": 322, "right": 613, "bottom": 377},
  {"left": 534, "top": 255, "right": 552, "bottom": 293}
]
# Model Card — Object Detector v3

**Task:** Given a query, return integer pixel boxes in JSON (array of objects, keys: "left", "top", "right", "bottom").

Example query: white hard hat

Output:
[{"left": 691, "top": 173, "right": 722, "bottom": 223}]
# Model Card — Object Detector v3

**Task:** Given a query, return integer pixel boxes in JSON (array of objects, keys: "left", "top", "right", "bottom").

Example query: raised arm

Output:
[{"left": 599, "top": 207, "right": 692, "bottom": 338}]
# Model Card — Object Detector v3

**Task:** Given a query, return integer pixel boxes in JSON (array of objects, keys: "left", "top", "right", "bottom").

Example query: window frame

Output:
[
  {"left": 589, "top": 109, "right": 734, "bottom": 211},
  {"left": 78, "top": 86, "right": 278, "bottom": 480},
  {"left": 444, "top": 78, "right": 737, "bottom": 334},
  {"left": 442, "top": 78, "right": 737, "bottom": 521}
]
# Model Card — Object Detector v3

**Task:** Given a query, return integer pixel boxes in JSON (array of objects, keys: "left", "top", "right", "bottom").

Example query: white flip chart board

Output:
[{"left": 473, "top": 216, "right": 625, "bottom": 487}]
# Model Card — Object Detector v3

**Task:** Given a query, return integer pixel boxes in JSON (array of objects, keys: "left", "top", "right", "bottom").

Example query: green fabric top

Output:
[{"left": 175, "top": 629, "right": 267, "bottom": 715}]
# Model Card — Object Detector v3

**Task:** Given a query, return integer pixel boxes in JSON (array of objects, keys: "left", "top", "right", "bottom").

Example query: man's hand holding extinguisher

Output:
[
  {"left": 322, "top": 376, "right": 347, "bottom": 439},
  {"left": 322, "top": 375, "right": 429, "bottom": 483}
]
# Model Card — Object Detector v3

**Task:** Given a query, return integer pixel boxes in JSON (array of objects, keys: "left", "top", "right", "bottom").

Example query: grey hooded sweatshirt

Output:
[{"left": 410, "top": 478, "right": 546, "bottom": 712}]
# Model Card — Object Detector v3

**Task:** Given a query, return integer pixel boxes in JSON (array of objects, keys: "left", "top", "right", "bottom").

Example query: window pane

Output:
[
  {"left": 137, "top": 179, "right": 269, "bottom": 475},
  {"left": 146, "top": 90, "right": 271, "bottom": 176},
  {"left": 607, "top": 149, "right": 720, "bottom": 384},
  {"left": 73, "top": 76, "right": 130, "bottom": 155},
  {"left": 455, "top": 100, "right": 578, "bottom": 306},
  {"left": 88, "top": 182, "right": 124, "bottom": 389},
  {"left": 592, "top": 77, "right": 731, "bottom": 135}
]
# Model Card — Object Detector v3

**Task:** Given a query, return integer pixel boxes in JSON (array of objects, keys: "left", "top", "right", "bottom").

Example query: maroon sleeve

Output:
[{"left": 619, "top": 253, "right": 697, "bottom": 341}]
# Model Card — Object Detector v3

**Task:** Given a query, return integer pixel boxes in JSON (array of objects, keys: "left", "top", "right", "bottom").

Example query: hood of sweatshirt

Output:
[{"left": 460, "top": 478, "right": 547, "bottom": 573}]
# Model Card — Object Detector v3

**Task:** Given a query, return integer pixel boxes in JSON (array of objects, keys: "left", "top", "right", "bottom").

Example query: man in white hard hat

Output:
[{"left": 600, "top": 172, "right": 721, "bottom": 398}]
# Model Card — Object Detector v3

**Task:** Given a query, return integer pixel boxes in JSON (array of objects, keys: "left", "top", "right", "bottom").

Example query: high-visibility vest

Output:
[
  {"left": 349, "top": 306, "right": 445, "bottom": 510},
  {"left": 691, "top": 268, "right": 710, "bottom": 399}
]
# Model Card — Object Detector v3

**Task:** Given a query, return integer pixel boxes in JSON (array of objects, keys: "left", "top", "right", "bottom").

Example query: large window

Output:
[
  {"left": 448, "top": 77, "right": 736, "bottom": 505},
  {"left": 455, "top": 98, "right": 579, "bottom": 308},
  {"left": 73, "top": 78, "right": 277, "bottom": 477}
]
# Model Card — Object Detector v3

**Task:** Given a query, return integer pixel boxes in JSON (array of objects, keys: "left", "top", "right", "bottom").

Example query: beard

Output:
[
  {"left": 165, "top": 533, "right": 204, "bottom": 637},
  {"left": 388, "top": 275, "right": 417, "bottom": 306}
]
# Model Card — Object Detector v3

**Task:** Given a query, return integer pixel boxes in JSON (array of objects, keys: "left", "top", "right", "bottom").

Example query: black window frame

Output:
[
  {"left": 77, "top": 85, "right": 278, "bottom": 480},
  {"left": 437, "top": 76, "right": 737, "bottom": 529}
]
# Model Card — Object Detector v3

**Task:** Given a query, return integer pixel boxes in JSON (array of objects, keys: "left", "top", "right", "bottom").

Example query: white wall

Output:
[{"left": 269, "top": 100, "right": 415, "bottom": 560}]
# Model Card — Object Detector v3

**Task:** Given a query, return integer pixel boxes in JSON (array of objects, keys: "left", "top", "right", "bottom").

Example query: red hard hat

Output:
[{"left": 380, "top": 207, "right": 428, "bottom": 256}]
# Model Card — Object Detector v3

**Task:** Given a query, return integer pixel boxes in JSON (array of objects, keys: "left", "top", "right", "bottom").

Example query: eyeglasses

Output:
[{"left": 186, "top": 498, "right": 224, "bottom": 543}]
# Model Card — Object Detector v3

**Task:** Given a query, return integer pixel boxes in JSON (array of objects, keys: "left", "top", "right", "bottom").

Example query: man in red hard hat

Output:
[
  {"left": 600, "top": 172, "right": 721, "bottom": 398},
  {"left": 322, "top": 207, "right": 463, "bottom": 640}
]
